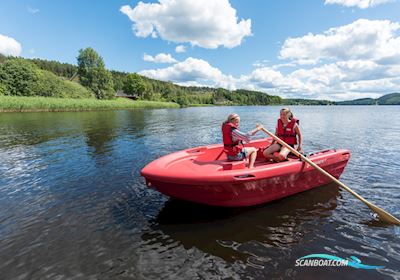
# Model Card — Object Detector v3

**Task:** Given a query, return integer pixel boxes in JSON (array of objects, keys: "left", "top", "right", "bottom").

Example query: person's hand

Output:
[
  {"left": 256, "top": 123, "right": 263, "bottom": 131},
  {"left": 297, "top": 146, "right": 303, "bottom": 153}
]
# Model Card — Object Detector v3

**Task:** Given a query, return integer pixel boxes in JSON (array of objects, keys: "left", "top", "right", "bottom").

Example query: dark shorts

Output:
[
  {"left": 278, "top": 143, "right": 295, "bottom": 148},
  {"left": 227, "top": 150, "right": 247, "bottom": 161}
]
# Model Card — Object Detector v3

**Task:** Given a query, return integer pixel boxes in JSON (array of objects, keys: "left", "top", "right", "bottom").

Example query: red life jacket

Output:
[
  {"left": 276, "top": 118, "right": 299, "bottom": 145},
  {"left": 222, "top": 122, "right": 243, "bottom": 156}
]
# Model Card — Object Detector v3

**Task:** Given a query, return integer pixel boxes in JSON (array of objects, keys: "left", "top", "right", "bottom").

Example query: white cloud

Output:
[
  {"left": 252, "top": 60, "right": 269, "bottom": 68},
  {"left": 175, "top": 45, "right": 186, "bottom": 53},
  {"left": 0, "top": 34, "right": 22, "bottom": 56},
  {"left": 240, "top": 67, "right": 307, "bottom": 97},
  {"left": 139, "top": 56, "right": 400, "bottom": 100},
  {"left": 287, "top": 60, "right": 400, "bottom": 99},
  {"left": 139, "top": 57, "right": 236, "bottom": 89},
  {"left": 324, "top": 0, "right": 393, "bottom": 9},
  {"left": 137, "top": 18, "right": 400, "bottom": 101},
  {"left": 143, "top": 53, "right": 178, "bottom": 63},
  {"left": 280, "top": 19, "right": 400, "bottom": 65},
  {"left": 120, "top": 0, "right": 252, "bottom": 49},
  {"left": 252, "top": 60, "right": 297, "bottom": 69},
  {"left": 27, "top": 6, "right": 40, "bottom": 14}
]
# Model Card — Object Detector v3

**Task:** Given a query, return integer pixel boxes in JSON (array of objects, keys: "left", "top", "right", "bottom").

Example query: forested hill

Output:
[
  {"left": 0, "top": 51, "right": 334, "bottom": 106},
  {"left": 336, "top": 93, "right": 400, "bottom": 105},
  {"left": 26, "top": 54, "right": 398, "bottom": 105}
]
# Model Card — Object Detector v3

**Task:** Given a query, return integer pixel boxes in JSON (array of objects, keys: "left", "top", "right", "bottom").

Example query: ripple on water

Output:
[{"left": 1, "top": 107, "right": 400, "bottom": 279}]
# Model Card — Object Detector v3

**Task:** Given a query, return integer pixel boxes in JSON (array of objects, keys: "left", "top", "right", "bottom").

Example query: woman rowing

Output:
[{"left": 263, "top": 108, "right": 303, "bottom": 162}]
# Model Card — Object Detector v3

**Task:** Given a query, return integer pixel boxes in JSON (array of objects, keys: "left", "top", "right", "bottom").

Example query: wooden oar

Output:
[{"left": 261, "top": 127, "right": 400, "bottom": 225}]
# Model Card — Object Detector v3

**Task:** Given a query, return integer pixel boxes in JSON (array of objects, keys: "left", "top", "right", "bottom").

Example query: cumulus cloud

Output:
[
  {"left": 240, "top": 67, "right": 308, "bottom": 97},
  {"left": 139, "top": 57, "right": 400, "bottom": 100},
  {"left": 244, "top": 60, "right": 398, "bottom": 100},
  {"left": 139, "top": 57, "right": 236, "bottom": 89},
  {"left": 280, "top": 19, "right": 400, "bottom": 65},
  {"left": 0, "top": 34, "right": 22, "bottom": 56},
  {"left": 324, "top": 0, "right": 393, "bottom": 9},
  {"left": 175, "top": 45, "right": 186, "bottom": 53},
  {"left": 27, "top": 6, "right": 40, "bottom": 14},
  {"left": 120, "top": 0, "right": 252, "bottom": 49},
  {"left": 137, "top": 18, "right": 400, "bottom": 101},
  {"left": 285, "top": 61, "right": 400, "bottom": 99},
  {"left": 273, "top": 19, "right": 400, "bottom": 98},
  {"left": 143, "top": 53, "right": 178, "bottom": 63}
]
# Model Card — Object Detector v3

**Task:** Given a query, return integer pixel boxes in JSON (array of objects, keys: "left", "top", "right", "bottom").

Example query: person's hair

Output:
[
  {"left": 225, "top": 113, "right": 240, "bottom": 124},
  {"left": 280, "top": 108, "right": 293, "bottom": 120}
]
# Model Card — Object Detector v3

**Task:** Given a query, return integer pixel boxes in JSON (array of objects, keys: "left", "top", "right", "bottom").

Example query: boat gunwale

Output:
[{"left": 141, "top": 139, "right": 350, "bottom": 185}]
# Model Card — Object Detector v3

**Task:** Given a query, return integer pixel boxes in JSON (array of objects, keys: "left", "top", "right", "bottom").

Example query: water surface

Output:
[{"left": 0, "top": 106, "right": 399, "bottom": 279}]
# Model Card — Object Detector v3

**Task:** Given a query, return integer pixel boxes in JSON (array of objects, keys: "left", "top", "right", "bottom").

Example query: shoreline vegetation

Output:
[
  {"left": 1, "top": 49, "right": 399, "bottom": 113},
  {"left": 1, "top": 95, "right": 399, "bottom": 113},
  {"left": 0, "top": 96, "right": 179, "bottom": 112}
]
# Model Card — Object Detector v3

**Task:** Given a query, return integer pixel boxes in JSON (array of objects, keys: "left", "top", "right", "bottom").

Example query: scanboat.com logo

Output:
[{"left": 295, "top": 254, "right": 385, "bottom": 269}]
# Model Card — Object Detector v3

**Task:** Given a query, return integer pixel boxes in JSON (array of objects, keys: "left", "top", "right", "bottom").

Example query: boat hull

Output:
[{"left": 141, "top": 139, "right": 350, "bottom": 207}]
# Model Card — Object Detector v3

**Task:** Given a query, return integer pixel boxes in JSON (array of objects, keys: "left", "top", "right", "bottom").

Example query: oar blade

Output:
[
  {"left": 260, "top": 127, "right": 400, "bottom": 226},
  {"left": 366, "top": 202, "right": 400, "bottom": 225}
]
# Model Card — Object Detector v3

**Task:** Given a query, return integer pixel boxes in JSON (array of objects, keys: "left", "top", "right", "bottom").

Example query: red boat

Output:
[{"left": 141, "top": 138, "right": 350, "bottom": 207}]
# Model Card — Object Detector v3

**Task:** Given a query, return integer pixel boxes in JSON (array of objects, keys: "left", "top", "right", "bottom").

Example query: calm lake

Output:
[{"left": 0, "top": 106, "right": 399, "bottom": 279}]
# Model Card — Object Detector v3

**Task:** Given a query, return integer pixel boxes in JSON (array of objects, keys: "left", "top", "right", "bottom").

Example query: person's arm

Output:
[
  {"left": 231, "top": 128, "right": 251, "bottom": 143},
  {"left": 249, "top": 123, "right": 263, "bottom": 136},
  {"left": 295, "top": 124, "right": 303, "bottom": 152},
  {"left": 232, "top": 124, "right": 263, "bottom": 143}
]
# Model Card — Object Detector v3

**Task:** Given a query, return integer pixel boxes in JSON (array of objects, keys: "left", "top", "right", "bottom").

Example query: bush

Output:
[
  {"left": 60, "top": 80, "right": 93, "bottom": 99},
  {"left": 0, "top": 58, "right": 94, "bottom": 99},
  {"left": 0, "top": 83, "right": 6, "bottom": 95},
  {"left": 33, "top": 70, "right": 63, "bottom": 97},
  {"left": 0, "top": 58, "right": 40, "bottom": 96}
]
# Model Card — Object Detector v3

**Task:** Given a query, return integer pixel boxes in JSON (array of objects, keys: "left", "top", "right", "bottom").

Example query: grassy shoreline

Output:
[{"left": 0, "top": 96, "right": 180, "bottom": 112}]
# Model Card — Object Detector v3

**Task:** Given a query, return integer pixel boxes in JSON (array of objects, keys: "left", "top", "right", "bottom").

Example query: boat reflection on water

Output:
[{"left": 142, "top": 183, "right": 340, "bottom": 263}]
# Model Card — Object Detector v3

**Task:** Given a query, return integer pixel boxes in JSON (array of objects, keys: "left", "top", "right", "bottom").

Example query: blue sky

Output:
[{"left": 1, "top": 0, "right": 400, "bottom": 100}]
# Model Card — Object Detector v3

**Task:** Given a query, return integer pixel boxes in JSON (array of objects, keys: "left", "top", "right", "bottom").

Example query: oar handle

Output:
[{"left": 261, "top": 127, "right": 400, "bottom": 225}]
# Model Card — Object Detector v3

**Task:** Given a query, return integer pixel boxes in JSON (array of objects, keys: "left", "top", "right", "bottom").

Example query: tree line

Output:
[{"left": 0, "top": 49, "right": 334, "bottom": 106}]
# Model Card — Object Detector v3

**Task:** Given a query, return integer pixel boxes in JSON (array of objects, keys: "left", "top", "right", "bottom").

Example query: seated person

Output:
[
  {"left": 263, "top": 108, "right": 303, "bottom": 162},
  {"left": 222, "top": 113, "right": 263, "bottom": 169}
]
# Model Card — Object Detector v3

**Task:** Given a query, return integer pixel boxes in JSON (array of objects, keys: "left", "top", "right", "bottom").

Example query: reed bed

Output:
[{"left": 0, "top": 96, "right": 180, "bottom": 112}]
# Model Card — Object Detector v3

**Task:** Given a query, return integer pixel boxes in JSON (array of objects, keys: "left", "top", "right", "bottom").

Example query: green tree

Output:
[
  {"left": 123, "top": 73, "right": 146, "bottom": 98},
  {"left": 176, "top": 92, "right": 189, "bottom": 106},
  {"left": 0, "top": 58, "right": 39, "bottom": 96},
  {"left": 0, "top": 53, "right": 7, "bottom": 64},
  {"left": 77, "top": 47, "right": 114, "bottom": 99},
  {"left": 30, "top": 58, "right": 77, "bottom": 78},
  {"left": 212, "top": 88, "right": 229, "bottom": 104},
  {"left": 0, "top": 83, "right": 6, "bottom": 95}
]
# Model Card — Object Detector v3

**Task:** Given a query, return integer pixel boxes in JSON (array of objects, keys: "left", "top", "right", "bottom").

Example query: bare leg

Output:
[
  {"left": 263, "top": 143, "right": 281, "bottom": 160},
  {"left": 273, "top": 146, "right": 291, "bottom": 162},
  {"left": 243, "top": 147, "right": 257, "bottom": 168}
]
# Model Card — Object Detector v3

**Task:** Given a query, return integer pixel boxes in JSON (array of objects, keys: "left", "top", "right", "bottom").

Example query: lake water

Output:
[{"left": 0, "top": 106, "right": 399, "bottom": 279}]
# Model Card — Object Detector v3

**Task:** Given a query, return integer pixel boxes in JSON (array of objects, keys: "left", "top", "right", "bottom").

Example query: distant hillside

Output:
[
  {"left": 283, "top": 98, "right": 335, "bottom": 105},
  {"left": 336, "top": 93, "right": 400, "bottom": 105},
  {"left": 336, "top": 98, "right": 376, "bottom": 105},
  {"left": 3, "top": 52, "right": 398, "bottom": 106},
  {"left": 377, "top": 92, "right": 400, "bottom": 105},
  {"left": 1, "top": 54, "right": 339, "bottom": 106}
]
